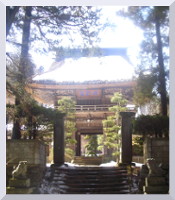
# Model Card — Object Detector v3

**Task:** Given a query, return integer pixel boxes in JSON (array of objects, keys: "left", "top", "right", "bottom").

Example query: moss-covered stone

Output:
[
  {"left": 6, "top": 187, "right": 34, "bottom": 194},
  {"left": 143, "top": 185, "right": 169, "bottom": 194},
  {"left": 9, "top": 178, "right": 30, "bottom": 188}
]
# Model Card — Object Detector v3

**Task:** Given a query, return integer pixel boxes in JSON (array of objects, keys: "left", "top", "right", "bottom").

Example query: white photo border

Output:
[{"left": 1, "top": 0, "right": 174, "bottom": 200}]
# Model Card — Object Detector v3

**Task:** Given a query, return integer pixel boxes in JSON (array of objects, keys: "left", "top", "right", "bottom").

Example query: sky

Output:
[
  {"left": 6, "top": 6, "right": 144, "bottom": 82},
  {"left": 32, "top": 6, "right": 144, "bottom": 82}
]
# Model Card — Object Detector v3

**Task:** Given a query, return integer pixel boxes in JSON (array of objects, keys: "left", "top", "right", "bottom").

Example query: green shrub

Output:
[
  {"left": 84, "top": 135, "right": 98, "bottom": 157},
  {"left": 132, "top": 114, "right": 169, "bottom": 138},
  {"left": 132, "top": 136, "right": 143, "bottom": 156}
]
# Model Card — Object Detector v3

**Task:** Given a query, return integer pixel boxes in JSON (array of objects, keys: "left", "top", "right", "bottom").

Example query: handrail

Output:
[{"left": 55, "top": 104, "right": 112, "bottom": 111}]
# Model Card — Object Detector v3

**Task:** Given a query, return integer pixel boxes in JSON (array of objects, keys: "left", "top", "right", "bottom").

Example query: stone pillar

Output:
[
  {"left": 53, "top": 116, "right": 65, "bottom": 166},
  {"left": 120, "top": 112, "right": 135, "bottom": 164},
  {"left": 75, "top": 132, "right": 81, "bottom": 156}
]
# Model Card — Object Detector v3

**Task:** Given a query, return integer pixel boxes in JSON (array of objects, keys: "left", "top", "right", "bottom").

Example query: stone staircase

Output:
[
  {"left": 40, "top": 165, "right": 131, "bottom": 194},
  {"left": 73, "top": 156, "right": 102, "bottom": 165}
]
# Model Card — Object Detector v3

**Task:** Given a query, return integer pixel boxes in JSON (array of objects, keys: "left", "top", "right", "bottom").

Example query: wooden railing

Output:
[
  {"left": 55, "top": 104, "right": 112, "bottom": 112},
  {"left": 55, "top": 105, "right": 136, "bottom": 112},
  {"left": 75, "top": 105, "right": 111, "bottom": 111}
]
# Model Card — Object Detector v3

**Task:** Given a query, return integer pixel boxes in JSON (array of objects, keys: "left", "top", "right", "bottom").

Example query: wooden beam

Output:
[{"left": 28, "top": 81, "right": 136, "bottom": 90}]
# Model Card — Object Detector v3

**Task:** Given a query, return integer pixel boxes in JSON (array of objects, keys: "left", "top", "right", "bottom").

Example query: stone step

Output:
[
  {"left": 52, "top": 188, "right": 130, "bottom": 194},
  {"left": 52, "top": 181, "right": 128, "bottom": 188},
  {"left": 53, "top": 174, "right": 128, "bottom": 180},
  {"left": 73, "top": 156, "right": 103, "bottom": 165},
  {"left": 54, "top": 188, "right": 130, "bottom": 194},
  {"left": 73, "top": 156, "right": 102, "bottom": 160},
  {"left": 52, "top": 186, "right": 130, "bottom": 192},
  {"left": 60, "top": 166, "right": 125, "bottom": 169},
  {"left": 54, "top": 170, "right": 128, "bottom": 176},
  {"left": 54, "top": 166, "right": 127, "bottom": 172},
  {"left": 54, "top": 175, "right": 128, "bottom": 180},
  {"left": 41, "top": 165, "right": 131, "bottom": 194}
]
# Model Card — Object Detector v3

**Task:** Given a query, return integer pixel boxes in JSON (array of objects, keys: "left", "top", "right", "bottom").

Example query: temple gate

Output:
[{"left": 27, "top": 80, "right": 136, "bottom": 165}]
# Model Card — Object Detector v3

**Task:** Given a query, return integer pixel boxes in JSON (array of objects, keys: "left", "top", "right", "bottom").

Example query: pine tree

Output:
[
  {"left": 118, "top": 6, "right": 169, "bottom": 115},
  {"left": 6, "top": 6, "right": 103, "bottom": 139},
  {"left": 84, "top": 135, "right": 98, "bottom": 157},
  {"left": 57, "top": 97, "right": 77, "bottom": 162},
  {"left": 99, "top": 92, "right": 128, "bottom": 163}
]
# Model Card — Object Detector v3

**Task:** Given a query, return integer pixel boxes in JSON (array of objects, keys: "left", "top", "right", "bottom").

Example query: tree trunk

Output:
[
  {"left": 6, "top": 6, "right": 20, "bottom": 37},
  {"left": 19, "top": 6, "right": 32, "bottom": 81},
  {"left": 155, "top": 13, "right": 168, "bottom": 116},
  {"left": 12, "top": 7, "right": 32, "bottom": 139},
  {"left": 28, "top": 116, "right": 33, "bottom": 139},
  {"left": 12, "top": 98, "right": 21, "bottom": 139}
]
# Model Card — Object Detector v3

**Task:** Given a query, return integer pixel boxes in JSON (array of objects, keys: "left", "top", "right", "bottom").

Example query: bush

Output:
[
  {"left": 132, "top": 114, "right": 169, "bottom": 138},
  {"left": 132, "top": 136, "right": 143, "bottom": 156}
]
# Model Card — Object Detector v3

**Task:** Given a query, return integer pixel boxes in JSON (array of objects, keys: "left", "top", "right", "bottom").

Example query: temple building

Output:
[
  {"left": 26, "top": 79, "right": 135, "bottom": 159},
  {"left": 7, "top": 48, "right": 137, "bottom": 163}
]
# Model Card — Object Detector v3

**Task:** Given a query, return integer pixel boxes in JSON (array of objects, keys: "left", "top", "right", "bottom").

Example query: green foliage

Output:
[
  {"left": 6, "top": 6, "right": 105, "bottom": 139},
  {"left": 84, "top": 135, "right": 98, "bottom": 156},
  {"left": 7, "top": 6, "right": 103, "bottom": 56},
  {"left": 100, "top": 92, "right": 128, "bottom": 162},
  {"left": 57, "top": 97, "right": 76, "bottom": 114},
  {"left": 102, "top": 117, "right": 116, "bottom": 127},
  {"left": 6, "top": 93, "right": 62, "bottom": 141},
  {"left": 65, "top": 148, "right": 75, "bottom": 162},
  {"left": 117, "top": 7, "right": 169, "bottom": 115},
  {"left": 97, "top": 135, "right": 103, "bottom": 152},
  {"left": 102, "top": 116, "right": 121, "bottom": 158},
  {"left": 110, "top": 92, "right": 128, "bottom": 105},
  {"left": 109, "top": 92, "right": 128, "bottom": 119},
  {"left": 133, "top": 73, "right": 157, "bottom": 106},
  {"left": 57, "top": 97, "right": 77, "bottom": 162},
  {"left": 132, "top": 136, "right": 143, "bottom": 156},
  {"left": 7, "top": 95, "right": 62, "bottom": 121},
  {"left": 132, "top": 114, "right": 169, "bottom": 138},
  {"left": 83, "top": 93, "right": 127, "bottom": 161}
]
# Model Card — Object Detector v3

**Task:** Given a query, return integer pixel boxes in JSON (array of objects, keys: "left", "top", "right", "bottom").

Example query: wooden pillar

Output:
[
  {"left": 53, "top": 116, "right": 65, "bottom": 166},
  {"left": 120, "top": 112, "right": 135, "bottom": 164},
  {"left": 75, "top": 132, "right": 81, "bottom": 156}
]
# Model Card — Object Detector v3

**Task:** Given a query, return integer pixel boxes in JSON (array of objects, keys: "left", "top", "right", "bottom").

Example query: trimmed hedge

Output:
[{"left": 132, "top": 114, "right": 169, "bottom": 138}]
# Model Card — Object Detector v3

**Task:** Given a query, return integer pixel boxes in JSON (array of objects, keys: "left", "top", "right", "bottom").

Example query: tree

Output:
[
  {"left": 6, "top": 6, "right": 103, "bottom": 139},
  {"left": 132, "top": 114, "right": 169, "bottom": 138},
  {"left": 57, "top": 97, "right": 77, "bottom": 162},
  {"left": 133, "top": 73, "right": 157, "bottom": 106},
  {"left": 7, "top": 6, "right": 103, "bottom": 58},
  {"left": 84, "top": 135, "right": 98, "bottom": 157},
  {"left": 98, "top": 92, "right": 128, "bottom": 163},
  {"left": 101, "top": 116, "right": 121, "bottom": 162},
  {"left": 19, "top": 7, "right": 33, "bottom": 81},
  {"left": 6, "top": 6, "right": 20, "bottom": 37},
  {"left": 6, "top": 88, "right": 62, "bottom": 140},
  {"left": 8, "top": 7, "right": 33, "bottom": 139},
  {"left": 132, "top": 136, "right": 143, "bottom": 156},
  {"left": 118, "top": 6, "right": 169, "bottom": 115}
]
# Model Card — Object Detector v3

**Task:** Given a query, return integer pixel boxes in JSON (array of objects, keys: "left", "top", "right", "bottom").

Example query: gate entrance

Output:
[
  {"left": 52, "top": 111, "right": 135, "bottom": 165},
  {"left": 27, "top": 81, "right": 135, "bottom": 165}
]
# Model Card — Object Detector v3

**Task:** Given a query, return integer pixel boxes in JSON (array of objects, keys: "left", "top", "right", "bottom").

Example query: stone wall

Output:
[
  {"left": 143, "top": 138, "right": 169, "bottom": 165},
  {"left": 7, "top": 139, "right": 47, "bottom": 166},
  {"left": 6, "top": 139, "right": 48, "bottom": 189}
]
